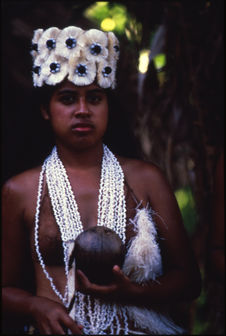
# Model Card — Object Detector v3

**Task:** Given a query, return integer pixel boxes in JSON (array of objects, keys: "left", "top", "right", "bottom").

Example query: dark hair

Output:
[{"left": 33, "top": 83, "right": 60, "bottom": 110}]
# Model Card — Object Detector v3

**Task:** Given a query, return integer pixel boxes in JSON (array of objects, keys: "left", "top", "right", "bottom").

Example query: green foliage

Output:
[
  {"left": 192, "top": 319, "right": 210, "bottom": 335},
  {"left": 174, "top": 187, "right": 198, "bottom": 235},
  {"left": 84, "top": 2, "right": 128, "bottom": 33},
  {"left": 84, "top": 1, "right": 142, "bottom": 43},
  {"left": 192, "top": 269, "right": 210, "bottom": 335},
  {"left": 153, "top": 53, "right": 166, "bottom": 70}
]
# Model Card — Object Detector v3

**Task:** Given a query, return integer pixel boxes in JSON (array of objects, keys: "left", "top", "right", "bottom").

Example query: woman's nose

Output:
[{"left": 74, "top": 97, "right": 90, "bottom": 117}]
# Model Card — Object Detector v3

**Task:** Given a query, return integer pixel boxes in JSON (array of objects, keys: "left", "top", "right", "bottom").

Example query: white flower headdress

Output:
[{"left": 31, "top": 26, "right": 120, "bottom": 89}]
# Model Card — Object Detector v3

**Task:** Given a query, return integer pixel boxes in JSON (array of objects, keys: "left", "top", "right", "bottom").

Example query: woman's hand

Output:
[
  {"left": 28, "top": 296, "right": 83, "bottom": 335},
  {"left": 75, "top": 265, "right": 137, "bottom": 304}
]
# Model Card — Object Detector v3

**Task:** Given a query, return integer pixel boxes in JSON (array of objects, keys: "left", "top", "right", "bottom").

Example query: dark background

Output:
[{"left": 1, "top": 1, "right": 224, "bottom": 334}]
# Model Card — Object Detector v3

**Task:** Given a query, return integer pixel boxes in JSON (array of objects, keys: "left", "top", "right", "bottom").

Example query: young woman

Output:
[{"left": 2, "top": 26, "right": 201, "bottom": 335}]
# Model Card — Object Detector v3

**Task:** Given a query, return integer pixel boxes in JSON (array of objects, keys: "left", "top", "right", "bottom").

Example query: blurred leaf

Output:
[
  {"left": 153, "top": 53, "right": 166, "bottom": 70},
  {"left": 84, "top": 1, "right": 142, "bottom": 40},
  {"left": 175, "top": 187, "right": 198, "bottom": 235}
]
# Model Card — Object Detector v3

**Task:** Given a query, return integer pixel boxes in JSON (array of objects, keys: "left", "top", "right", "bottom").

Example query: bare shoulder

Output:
[
  {"left": 118, "top": 156, "right": 172, "bottom": 202},
  {"left": 119, "top": 156, "right": 165, "bottom": 179},
  {"left": 2, "top": 166, "right": 42, "bottom": 205},
  {"left": 2, "top": 167, "right": 42, "bottom": 287},
  {"left": 118, "top": 155, "right": 185, "bottom": 236}
]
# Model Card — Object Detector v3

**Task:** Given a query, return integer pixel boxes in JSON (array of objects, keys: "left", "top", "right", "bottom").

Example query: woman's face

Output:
[{"left": 42, "top": 80, "right": 109, "bottom": 151}]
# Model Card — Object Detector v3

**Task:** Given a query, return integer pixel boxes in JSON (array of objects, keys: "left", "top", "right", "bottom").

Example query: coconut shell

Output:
[{"left": 70, "top": 226, "right": 125, "bottom": 285}]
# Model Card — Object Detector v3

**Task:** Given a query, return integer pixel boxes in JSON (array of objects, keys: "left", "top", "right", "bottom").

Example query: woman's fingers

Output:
[{"left": 59, "top": 314, "right": 83, "bottom": 335}]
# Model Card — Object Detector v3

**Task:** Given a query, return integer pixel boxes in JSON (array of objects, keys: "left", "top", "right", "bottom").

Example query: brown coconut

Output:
[{"left": 70, "top": 226, "right": 125, "bottom": 285}]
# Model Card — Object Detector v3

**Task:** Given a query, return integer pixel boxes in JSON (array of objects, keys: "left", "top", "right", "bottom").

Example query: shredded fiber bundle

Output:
[
  {"left": 125, "top": 306, "right": 185, "bottom": 335},
  {"left": 122, "top": 207, "right": 185, "bottom": 334},
  {"left": 123, "top": 207, "right": 162, "bottom": 282}
]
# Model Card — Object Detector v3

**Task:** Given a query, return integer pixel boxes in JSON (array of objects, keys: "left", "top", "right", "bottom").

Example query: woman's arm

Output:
[
  {"left": 76, "top": 162, "right": 201, "bottom": 306},
  {"left": 2, "top": 178, "right": 83, "bottom": 335}
]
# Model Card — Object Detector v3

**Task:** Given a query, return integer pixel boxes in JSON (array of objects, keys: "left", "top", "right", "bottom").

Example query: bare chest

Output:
[{"left": 29, "top": 177, "right": 138, "bottom": 266}]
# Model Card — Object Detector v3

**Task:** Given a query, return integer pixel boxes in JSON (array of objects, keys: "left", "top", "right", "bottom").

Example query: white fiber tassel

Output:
[
  {"left": 123, "top": 207, "right": 162, "bottom": 283},
  {"left": 122, "top": 207, "right": 185, "bottom": 334},
  {"left": 126, "top": 306, "right": 185, "bottom": 335}
]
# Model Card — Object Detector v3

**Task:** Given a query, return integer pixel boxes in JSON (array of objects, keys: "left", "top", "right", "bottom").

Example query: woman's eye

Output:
[
  {"left": 60, "top": 95, "right": 76, "bottom": 105},
  {"left": 87, "top": 95, "right": 102, "bottom": 104}
]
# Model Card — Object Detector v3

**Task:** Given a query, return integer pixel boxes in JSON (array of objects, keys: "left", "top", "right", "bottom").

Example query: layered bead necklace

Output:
[{"left": 34, "top": 144, "right": 128, "bottom": 333}]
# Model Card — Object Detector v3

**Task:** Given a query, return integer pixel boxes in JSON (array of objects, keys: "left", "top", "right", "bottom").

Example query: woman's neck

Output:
[{"left": 55, "top": 141, "right": 104, "bottom": 171}]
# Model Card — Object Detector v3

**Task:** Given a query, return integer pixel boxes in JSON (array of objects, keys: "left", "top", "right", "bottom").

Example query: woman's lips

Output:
[{"left": 71, "top": 123, "right": 94, "bottom": 133}]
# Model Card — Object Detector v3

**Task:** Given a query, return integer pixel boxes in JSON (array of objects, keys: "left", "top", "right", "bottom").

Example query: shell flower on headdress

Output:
[
  {"left": 32, "top": 55, "right": 45, "bottom": 87},
  {"left": 30, "top": 28, "right": 43, "bottom": 60},
  {"left": 41, "top": 54, "right": 68, "bottom": 86},
  {"left": 31, "top": 26, "right": 120, "bottom": 89},
  {"left": 107, "top": 31, "right": 120, "bottom": 62},
  {"left": 55, "top": 26, "right": 84, "bottom": 59},
  {"left": 80, "top": 29, "right": 108, "bottom": 62},
  {"left": 68, "top": 54, "right": 96, "bottom": 86},
  {"left": 38, "top": 27, "right": 60, "bottom": 61},
  {"left": 97, "top": 58, "right": 116, "bottom": 89}
]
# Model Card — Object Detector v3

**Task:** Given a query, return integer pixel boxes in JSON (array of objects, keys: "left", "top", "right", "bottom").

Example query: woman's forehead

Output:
[{"left": 55, "top": 80, "right": 103, "bottom": 93}]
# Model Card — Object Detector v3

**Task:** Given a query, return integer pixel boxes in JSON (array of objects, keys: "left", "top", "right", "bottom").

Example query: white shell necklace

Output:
[{"left": 34, "top": 144, "right": 127, "bottom": 307}]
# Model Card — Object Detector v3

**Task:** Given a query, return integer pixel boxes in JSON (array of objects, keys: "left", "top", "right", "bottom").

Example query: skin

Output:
[{"left": 2, "top": 80, "right": 201, "bottom": 334}]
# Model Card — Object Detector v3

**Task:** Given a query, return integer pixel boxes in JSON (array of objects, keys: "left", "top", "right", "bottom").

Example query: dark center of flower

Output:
[
  {"left": 76, "top": 64, "right": 87, "bottom": 77},
  {"left": 31, "top": 43, "right": 38, "bottom": 52},
  {"left": 66, "top": 38, "right": 76, "bottom": 49},
  {"left": 46, "top": 39, "right": 56, "bottom": 50},
  {"left": 102, "top": 66, "right": 112, "bottom": 77},
  {"left": 33, "top": 66, "right": 41, "bottom": 75},
  {"left": 50, "top": 62, "right": 60, "bottom": 73},
  {"left": 104, "top": 66, "right": 112, "bottom": 74},
  {"left": 90, "top": 43, "right": 102, "bottom": 55}
]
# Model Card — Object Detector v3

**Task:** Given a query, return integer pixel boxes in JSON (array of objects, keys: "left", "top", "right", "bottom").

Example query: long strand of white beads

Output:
[
  {"left": 34, "top": 144, "right": 127, "bottom": 333},
  {"left": 75, "top": 145, "right": 126, "bottom": 334},
  {"left": 72, "top": 145, "right": 127, "bottom": 333},
  {"left": 98, "top": 145, "right": 126, "bottom": 242},
  {"left": 46, "top": 147, "right": 83, "bottom": 241},
  {"left": 34, "top": 159, "right": 69, "bottom": 306}
]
